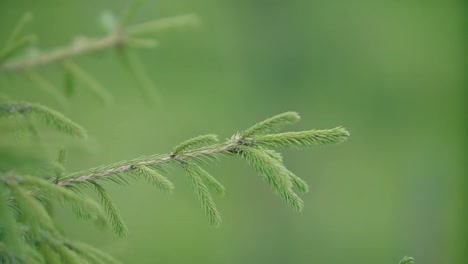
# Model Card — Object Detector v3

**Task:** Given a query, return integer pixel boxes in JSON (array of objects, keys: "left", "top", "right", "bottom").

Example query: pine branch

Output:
[{"left": 0, "top": 14, "right": 199, "bottom": 73}]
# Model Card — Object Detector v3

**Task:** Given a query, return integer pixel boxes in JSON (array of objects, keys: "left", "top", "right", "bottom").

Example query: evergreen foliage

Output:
[
  {"left": 399, "top": 256, "right": 415, "bottom": 264},
  {"left": 172, "top": 134, "right": 219, "bottom": 155},
  {"left": 0, "top": 106, "right": 350, "bottom": 262},
  {"left": 240, "top": 111, "right": 300, "bottom": 138},
  {"left": 0, "top": 102, "right": 87, "bottom": 138},
  {"left": 0, "top": 1, "right": 410, "bottom": 263}
]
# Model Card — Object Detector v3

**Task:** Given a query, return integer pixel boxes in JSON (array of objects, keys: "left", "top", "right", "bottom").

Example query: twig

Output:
[
  {"left": 0, "top": 33, "right": 125, "bottom": 73},
  {"left": 0, "top": 14, "right": 199, "bottom": 74},
  {"left": 57, "top": 141, "right": 237, "bottom": 186}
]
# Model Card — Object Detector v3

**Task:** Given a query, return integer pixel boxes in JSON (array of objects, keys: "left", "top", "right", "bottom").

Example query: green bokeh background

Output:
[{"left": 0, "top": 0, "right": 466, "bottom": 263}]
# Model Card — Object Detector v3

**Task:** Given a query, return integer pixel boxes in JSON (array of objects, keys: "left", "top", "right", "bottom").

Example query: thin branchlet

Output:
[
  {"left": 132, "top": 164, "right": 174, "bottom": 192},
  {"left": 254, "top": 127, "right": 350, "bottom": 149},
  {"left": 92, "top": 182, "right": 128, "bottom": 238},
  {"left": 0, "top": 14, "right": 199, "bottom": 73},
  {"left": 172, "top": 134, "right": 219, "bottom": 155},
  {"left": 55, "top": 112, "right": 348, "bottom": 216},
  {"left": 399, "top": 256, "right": 415, "bottom": 264},
  {"left": 241, "top": 111, "right": 300, "bottom": 138},
  {"left": 20, "top": 175, "right": 107, "bottom": 224},
  {"left": 183, "top": 162, "right": 222, "bottom": 227},
  {"left": 0, "top": 102, "right": 87, "bottom": 138},
  {"left": 58, "top": 141, "right": 237, "bottom": 186}
]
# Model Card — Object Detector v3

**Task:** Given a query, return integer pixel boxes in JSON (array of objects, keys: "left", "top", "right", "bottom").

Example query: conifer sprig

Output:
[
  {"left": 0, "top": 8, "right": 199, "bottom": 107},
  {"left": 254, "top": 127, "right": 350, "bottom": 149},
  {"left": 183, "top": 162, "right": 222, "bottom": 227},
  {"left": 0, "top": 102, "right": 87, "bottom": 138},
  {"left": 93, "top": 183, "right": 128, "bottom": 238},
  {"left": 57, "top": 112, "right": 349, "bottom": 220},
  {"left": 20, "top": 175, "right": 106, "bottom": 224},
  {"left": 0, "top": 13, "right": 199, "bottom": 73},
  {"left": 61, "top": 61, "right": 113, "bottom": 104},
  {"left": 241, "top": 111, "right": 300, "bottom": 138},
  {"left": 399, "top": 256, "right": 415, "bottom": 264},
  {"left": 132, "top": 165, "right": 174, "bottom": 192},
  {"left": 172, "top": 134, "right": 219, "bottom": 155},
  {"left": 0, "top": 111, "right": 349, "bottom": 262}
]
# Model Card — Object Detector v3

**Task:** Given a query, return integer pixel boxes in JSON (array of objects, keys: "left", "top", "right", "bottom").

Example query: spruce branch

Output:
[
  {"left": 117, "top": 49, "right": 159, "bottom": 103},
  {"left": 56, "top": 112, "right": 349, "bottom": 224},
  {"left": 183, "top": 162, "right": 222, "bottom": 227},
  {"left": 0, "top": 13, "right": 199, "bottom": 74},
  {"left": 120, "top": 0, "right": 145, "bottom": 27},
  {"left": 19, "top": 175, "right": 107, "bottom": 224},
  {"left": 399, "top": 256, "right": 415, "bottom": 264},
  {"left": 0, "top": 111, "right": 349, "bottom": 261},
  {"left": 0, "top": 183, "right": 23, "bottom": 256},
  {"left": 0, "top": 12, "right": 35, "bottom": 63},
  {"left": 92, "top": 183, "right": 128, "bottom": 238},
  {"left": 7, "top": 181, "right": 56, "bottom": 236},
  {"left": 69, "top": 240, "right": 121, "bottom": 264},
  {"left": 0, "top": 101, "right": 87, "bottom": 138},
  {"left": 25, "top": 71, "right": 68, "bottom": 108},
  {"left": 3, "top": 12, "right": 33, "bottom": 48},
  {"left": 172, "top": 134, "right": 219, "bottom": 155},
  {"left": 0, "top": 34, "right": 37, "bottom": 63},
  {"left": 241, "top": 111, "right": 300, "bottom": 138},
  {"left": 56, "top": 148, "right": 68, "bottom": 168},
  {"left": 191, "top": 164, "right": 225, "bottom": 195},
  {"left": 254, "top": 127, "right": 350, "bottom": 149},
  {"left": 132, "top": 164, "right": 174, "bottom": 192},
  {"left": 61, "top": 60, "right": 113, "bottom": 104}
]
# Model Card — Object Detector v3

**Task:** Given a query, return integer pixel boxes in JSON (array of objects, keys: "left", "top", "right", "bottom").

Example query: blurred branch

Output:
[
  {"left": 399, "top": 256, "right": 415, "bottom": 264},
  {"left": 0, "top": 14, "right": 199, "bottom": 74}
]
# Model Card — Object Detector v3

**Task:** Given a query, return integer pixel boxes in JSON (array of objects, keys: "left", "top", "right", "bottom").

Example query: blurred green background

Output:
[{"left": 0, "top": 0, "right": 466, "bottom": 263}]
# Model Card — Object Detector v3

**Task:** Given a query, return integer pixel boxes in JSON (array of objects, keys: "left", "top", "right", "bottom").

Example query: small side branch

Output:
[
  {"left": 57, "top": 142, "right": 237, "bottom": 186},
  {"left": 0, "top": 14, "right": 199, "bottom": 74},
  {"left": 55, "top": 111, "right": 349, "bottom": 221},
  {"left": 0, "top": 34, "right": 125, "bottom": 73}
]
